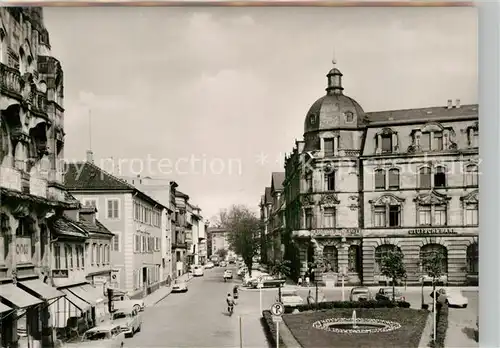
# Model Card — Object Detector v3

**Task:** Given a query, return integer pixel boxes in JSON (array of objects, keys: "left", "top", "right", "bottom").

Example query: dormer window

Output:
[
  {"left": 433, "top": 132, "right": 443, "bottom": 151},
  {"left": 421, "top": 133, "right": 431, "bottom": 151},
  {"left": 467, "top": 124, "right": 479, "bottom": 148},
  {"left": 381, "top": 135, "right": 392, "bottom": 153},
  {"left": 345, "top": 111, "right": 354, "bottom": 123},
  {"left": 376, "top": 128, "right": 397, "bottom": 154},
  {"left": 309, "top": 114, "right": 317, "bottom": 125}
]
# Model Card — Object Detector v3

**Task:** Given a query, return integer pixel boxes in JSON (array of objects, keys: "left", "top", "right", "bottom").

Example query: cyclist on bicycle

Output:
[{"left": 226, "top": 293, "right": 235, "bottom": 314}]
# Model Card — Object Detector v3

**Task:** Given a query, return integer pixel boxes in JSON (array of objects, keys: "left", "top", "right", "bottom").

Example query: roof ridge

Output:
[
  {"left": 366, "top": 103, "right": 478, "bottom": 115},
  {"left": 84, "top": 161, "right": 137, "bottom": 191},
  {"left": 61, "top": 216, "right": 89, "bottom": 236}
]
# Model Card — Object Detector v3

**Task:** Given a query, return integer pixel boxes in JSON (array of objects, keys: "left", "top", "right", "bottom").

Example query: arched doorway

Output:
[
  {"left": 420, "top": 243, "right": 448, "bottom": 284},
  {"left": 374, "top": 244, "right": 402, "bottom": 284}
]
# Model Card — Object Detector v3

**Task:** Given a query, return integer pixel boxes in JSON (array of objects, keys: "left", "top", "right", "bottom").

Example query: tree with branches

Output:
[
  {"left": 269, "top": 259, "right": 291, "bottom": 302},
  {"left": 215, "top": 248, "right": 228, "bottom": 260},
  {"left": 219, "top": 205, "right": 261, "bottom": 277},
  {"left": 422, "top": 250, "right": 446, "bottom": 302},
  {"left": 380, "top": 248, "right": 407, "bottom": 302}
]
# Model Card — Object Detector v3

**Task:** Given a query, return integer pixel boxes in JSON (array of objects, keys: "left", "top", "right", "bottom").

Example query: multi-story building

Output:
[
  {"left": 48, "top": 205, "right": 112, "bottom": 339},
  {"left": 279, "top": 63, "right": 478, "bottom": 286},
  {"left": 269, "top": 172, "right": 286, "bottom": 264},
  {"left": 173, "top": 191, "right": 189, "bottom": 275},
  {"left": 64, "top": 154, "right": 167, "bottom": 298},
  {"left": 0, "top": 7, "right": 80, "bottom": 347},
  {"left": 207, "top": 227, "right": 234, "bottom": 259},
  {"left": 121, "top": 176, "right": 174, "bottom": 286},
  {"left": 258, "top": 187, "right": 272, "bottom": 264}
]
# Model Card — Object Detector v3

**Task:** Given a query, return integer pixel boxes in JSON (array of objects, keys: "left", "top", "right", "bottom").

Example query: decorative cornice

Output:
[
  {"left": 460, "top": 190, "right": 479, "bottom": 203},
  {"left": 319, "top": 193, "right": 340, "bottom": 206},
  {"left": 368, "top": 193, "right": 405, "bottom": 206},
  {"left": 413, "top": 190, "right": 451, "bottom": 204}
]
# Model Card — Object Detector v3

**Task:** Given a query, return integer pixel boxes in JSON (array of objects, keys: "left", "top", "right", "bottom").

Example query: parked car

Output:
[
  {"left": 349, "top": 287, "right": 373, "bottom": 302},
  {"left": 228, "top": 258, "right": 236, "bottom": 264},
  {"left": 242, "top": 271, "right": 268, "bottom": 286},
  {"left": 112, "top": 291, "right": 145, "bottom": 312},
  {"left": 250, "top": 275, "right": 285, "bottom": 289},
  {"left": 430, "top": 288, "right": 468, "bottom": 308},
  {"left": 220, "top": 261, "right": 227, "bottom": 267},
  {"left": 193, "top": 266, "right": 204, "bottom": 277},
  {"left": 205, "top": 262, "right": 214, "bottom": 269},
  {"left": 419, "top": 274, "right": 448, "bottom": 285},
  {"left": 279, "top": 290, "right": 304, "bottom": 307},
  {"left": 110, "top": 307, "right": 142, "bottom": 337},
  {"left": 237, "top": 267, "right": 248, "bottom": 277},
  {"left": 375, "top": 287, "right": 405, "bottom": 302},
  {"left": 172, "top": 280, "right": 188, "bottom": 293},
  {"left": 223, "top": 270, "right": 233, "bottom": 279},
  {"left": 65, "top": 324, "right": 125, "bottom": 348}
]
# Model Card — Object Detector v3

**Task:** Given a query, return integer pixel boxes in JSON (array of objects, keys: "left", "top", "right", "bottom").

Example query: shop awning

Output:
[
  {"left": 80, "top": 284, "right": 105, "bottom": 304},
  {"left": 61, "top": 289, "right": 91, "bottom": 312},
  {"left": 0, "top": 302, "right": 13, "bottom": 315},
  {"left": 67, "top": 284, "right": 101, "bottom": 306},
  {"left": 0, "top": 284, "right": 43, "bottom": 309},
  {"left": 18, "top": 280, "right": 65, "bottom": 301}
]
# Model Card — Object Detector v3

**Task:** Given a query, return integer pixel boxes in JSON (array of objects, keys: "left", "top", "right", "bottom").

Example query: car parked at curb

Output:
[
  {"left": 430, "top": 288, "right": 468, "bottom": 308},
  {"left": 375, "top": 287, "right": 405, "bottom": 302},
  {"left": 349, "top": 287, "right": 373, "bottom": 302},
  {"left": 112, "top": 291, "right": 145, "bottom": 312},
  {"left": 172, "top": 280, "right": 188, "bottom": 293},
  {"left": 193, "top": 266, "right": 204, "bottom": 277},
  {"left": 64, "top": 324, "right": 125, "bottom": 348},
  {"left": 110, "top": 307, "right": 142, "bottom": 337},
  {"left": 278, "top": 289, "right": 304, "bottom": 307},
  {"left": 250, "top": 275, "right": 285, "bottom": 289}
]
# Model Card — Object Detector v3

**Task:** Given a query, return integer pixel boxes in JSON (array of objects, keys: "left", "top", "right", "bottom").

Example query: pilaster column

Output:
[
  {"left": 33, "top": 220, "right": 41, "bottom": 273},
  {"left": 7, "top": 215, "right": 19, "bottom": 278},
  {"left": 376, "top": 134, "right": 382, "bottom": 154}
]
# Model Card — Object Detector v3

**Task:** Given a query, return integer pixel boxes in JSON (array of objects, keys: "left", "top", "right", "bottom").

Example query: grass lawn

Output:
[{"left": 283, "top": 308, "right": 428, "bottom": 348}]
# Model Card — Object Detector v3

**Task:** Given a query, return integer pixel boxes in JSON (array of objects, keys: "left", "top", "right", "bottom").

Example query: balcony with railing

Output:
[{"left": 0, "top": 63, "right": 22, "bottom": 100}]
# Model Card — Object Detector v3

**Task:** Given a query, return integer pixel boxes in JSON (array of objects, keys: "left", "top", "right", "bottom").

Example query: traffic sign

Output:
[
  {"left": 272, "top": 315, "right": 282, "bottom": 323},
  {"left": 270, "top": 302, "right": 284, "bottom": 316}
]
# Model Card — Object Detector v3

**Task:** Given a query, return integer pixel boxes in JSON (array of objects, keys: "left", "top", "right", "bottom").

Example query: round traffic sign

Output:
[{"left": 270, "top": 302, "right": 284, "bottom": 316}]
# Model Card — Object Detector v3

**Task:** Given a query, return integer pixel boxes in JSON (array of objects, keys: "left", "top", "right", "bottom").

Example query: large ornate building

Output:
[
  {"left": 0, "top": 7, "right": 82, "bottom": 347},
  {"left": 274, "top": 63, "right": 478, "bottom": 286}
]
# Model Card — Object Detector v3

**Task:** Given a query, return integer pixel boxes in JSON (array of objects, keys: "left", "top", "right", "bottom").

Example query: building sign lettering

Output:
[
  {"left": 408, "top": 228, "right": 457, "bottom": 235},
  {"left": 16, "top": 238, "right": 32, "bottom": 263},
  {"left": 311, "top": 228, "right": 361, "bottom": 237}
]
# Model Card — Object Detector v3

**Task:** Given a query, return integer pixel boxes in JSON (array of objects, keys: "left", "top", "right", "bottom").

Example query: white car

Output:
[
  {"left": 172, "top": 280, "right": 188, "bottom": 293},
  {"left": 193, "top": 266, "right": 204, "bottom": 277},
  {"left": 110, "top": 307, "right": 142, "bottom": 337},
  {"left": 112, "top": 292, "right": 145, "bottom": 312},
  {"left": 279, "top": 290, "right": 304, "bottom": 307},
  {"left": 205, "top": 262, "right": 214, "bottom": 269},
  {"left": 243, "top": 271, "right": 268, "bottom": 286},
  {"left": 237, "top": 267, "right": 247, "bottom": 276},
  {"left": 223, "top": 270, "right": 233, "bottom": 279},
  {"left": 65, "top": 324, "right": 125, "bottom": 348},
  {"left": 433, "top": 288, "right": 468, "bottom": 308},
  {"left": 420, "top": 274, "right": 448, "bottom": 285}
]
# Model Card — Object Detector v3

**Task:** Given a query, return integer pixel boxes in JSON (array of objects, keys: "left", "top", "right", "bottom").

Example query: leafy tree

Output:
[
  {"left": 380, "top": 249, "right": 407, "bottom": 302},
  {"left": 421, "top": 250, "right": 446, "bottom": 302},
  {"left": 215, "top": 248, "right": 228, "bottom": 260},
  {"left": 270, "top": 259, "right": 291, "bottom": 302},
  {"left": 220, "top": 205, "right": 261, "bottom": 277}
]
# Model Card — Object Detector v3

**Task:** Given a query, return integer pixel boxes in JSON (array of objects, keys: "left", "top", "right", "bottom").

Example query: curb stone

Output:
[{"left": 418, "top": 311, "right": 433, "bottom": 348}]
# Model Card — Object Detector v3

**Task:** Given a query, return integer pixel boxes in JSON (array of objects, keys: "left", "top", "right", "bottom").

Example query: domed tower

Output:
[
  {"left": 303, "top": 62, "right": 367, "bottom": 153},
  {"left": 294, "top": 61, "right": 365, "bottom": 286}
]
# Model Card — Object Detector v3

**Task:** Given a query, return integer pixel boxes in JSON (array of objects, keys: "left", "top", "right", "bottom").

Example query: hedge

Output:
[
  {"left": 261, "top": 310, "right": 287, "bottom": 348},
  {"left": 284, "top": 299, "right": 411, "bottom": 313},
  {"left": 429, "top": 303, "right": 449, "bottom": 348}
]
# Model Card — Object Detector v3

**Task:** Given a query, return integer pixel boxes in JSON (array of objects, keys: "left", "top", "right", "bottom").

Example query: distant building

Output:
[{"left": 207, "top": 227, "right": 234, "bottom": 259}]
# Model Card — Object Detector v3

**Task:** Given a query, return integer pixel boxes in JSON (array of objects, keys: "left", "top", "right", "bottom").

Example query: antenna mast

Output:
[{"left": 88, "top": 109, "right": 92, "bottom": 151}]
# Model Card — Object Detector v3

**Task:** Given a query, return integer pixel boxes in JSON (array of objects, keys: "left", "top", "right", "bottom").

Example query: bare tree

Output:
[{"left": 210, "top": 209, "right": 229, "bottom": 228}]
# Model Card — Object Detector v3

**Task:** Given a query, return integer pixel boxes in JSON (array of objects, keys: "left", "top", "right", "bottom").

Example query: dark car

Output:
[
  {"left": 375, "top": 287, "right": 405, "bottom": 302},
  {"left": 349, "top": 287, "right": 373, "bottom": 302},
  {"left": 250, "top": 275, "right": 286, "bottom": 289}
]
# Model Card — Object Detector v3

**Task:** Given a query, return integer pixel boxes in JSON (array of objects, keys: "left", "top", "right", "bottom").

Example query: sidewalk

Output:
[
  {"left": 143, "top": 273, "right": 193, "bottom": 307},
  {"left": 284, "top": 284, "right": 478, "bottom": 293}
]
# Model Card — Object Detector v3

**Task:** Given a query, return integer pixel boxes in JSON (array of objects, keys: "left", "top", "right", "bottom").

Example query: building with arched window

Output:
[{"left": 261, "top": 61, "right": 479, "bottom": 286}]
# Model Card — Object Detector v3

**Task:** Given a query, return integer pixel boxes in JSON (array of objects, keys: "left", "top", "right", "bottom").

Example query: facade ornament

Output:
[
  {"left": 348, "top": 204, "right": 358, "bottom": 211},
  {"left": 413, "top": 190, "right": 451, "bottom": 204},
  {"left": 369, "top": 194, "right": 405, "bottom": 206},
  {"left": 12, "top": 203, "right": 31, "bottom": 218},
  {"left": 301, "top": 194, "right": 314, "bottom": 206},
  {"left": 348, "top": 195, "right": 359, "bottom": 202},
  {"left": 460, "top": 190, "right": 479, "bottom": 205},
  {"left": 11, "top": 269, "right": 18, "bottom": 284},
  {"left": 320, "top": 193, "right": 339, "bottom": 206}
]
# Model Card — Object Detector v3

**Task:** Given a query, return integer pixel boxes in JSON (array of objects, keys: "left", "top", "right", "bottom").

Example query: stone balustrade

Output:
[
  {"left": 0, "top": 167, "right": 22, "bottom": 191},
  {"left": 0, "top": 63, "right": 22, "bottom": 99}
]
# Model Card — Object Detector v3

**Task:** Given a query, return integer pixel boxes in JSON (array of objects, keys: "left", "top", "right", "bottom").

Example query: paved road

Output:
[{"left": 126, "top": 266, "right": 270, "bottom": 348}]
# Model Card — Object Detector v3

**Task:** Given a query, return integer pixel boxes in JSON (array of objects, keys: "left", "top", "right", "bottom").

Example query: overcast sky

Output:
[{"left": 43, "top": 6, "right": 477, "bottom": 219}]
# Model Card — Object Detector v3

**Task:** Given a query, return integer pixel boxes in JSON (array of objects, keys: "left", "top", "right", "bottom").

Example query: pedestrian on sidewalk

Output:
[
  {"left": 297, "top": 277, "right": 303, "bottom": 287},
  {"left": 305, "top": 276, "right": 310, "bottom": 287}
]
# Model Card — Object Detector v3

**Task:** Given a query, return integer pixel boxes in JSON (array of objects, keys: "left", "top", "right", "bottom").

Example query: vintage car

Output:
[
  {"left": 419, "top": 274, "right": 448, "bottom": 285},
  {"left": 112, "top": 291, "right": 145, "bottom": 312},
  {"left": 349, "top": 287, "right": 373, "bottom": 302},
  {"left": 193, "top": 266, "right": 204, "bottom": 277},
  {"left": 250, "top": 275, "right": 286, "bottom": 289},
  {"left": 375, "top": 287, "right": 406, "bottom": 302},
  {"left": 278, "top": 289, "right": 304, "bottom": 307},
  {"left": 220, "top": 261, "right": 228, "bottom": 267},
  {"left": 242, "top": 270, "right": 268, "bottom": 286},
  {"left": 430, "top": 288, "right": 468, "bottom": 308},
  {"left": 205, "top": 262, "right": 215, "bottom": 269},
  {"left": 65, "top": 324, "right": 125, "bottom": 348},
  {"left": 172, "top": 280, "right": 188, "bottom": 293},
  {"left": 223, "top": 270, "right": 233, "bottom": 279},
  {"left": 111, "top": 307, "right": 142, "bottom": 337}
]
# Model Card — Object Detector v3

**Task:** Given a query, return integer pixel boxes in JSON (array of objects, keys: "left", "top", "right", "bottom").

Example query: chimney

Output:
[
  {"left": 455, "top": 99, "right": 461, "bottom": 108},
  {"left": 86, "top": 150, "right": 94, "bottom": 163},
  {"left": 447, "top": 99, "right": 453, "bottom": 109}
]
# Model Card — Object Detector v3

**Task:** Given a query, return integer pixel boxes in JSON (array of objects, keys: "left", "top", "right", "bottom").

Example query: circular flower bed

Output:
[{"left": 312, "top": 317, "right": 401, "bottom": 334}]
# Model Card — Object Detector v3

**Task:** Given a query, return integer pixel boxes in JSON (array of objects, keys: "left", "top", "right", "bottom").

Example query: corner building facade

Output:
[{"left": 283, "top": 64, "right": 478, "bottom": 286}]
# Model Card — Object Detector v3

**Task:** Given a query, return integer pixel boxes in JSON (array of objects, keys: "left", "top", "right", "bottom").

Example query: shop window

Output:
[
  {"left": 419, "top": 167, "right": 431, "bottom": 189},
  {"left": 374, "top": 244, "right": 402, "bottom": 274},
  {"left": 434, "top": 167, "right": 447, "bottom": 188},
  {"left": 348, "top": 245, "right": 361, "bottom": 273},
  {"left": 466, "top": 243, "right": 478, "bottom": 274},
  {"left": 388, "top": 169, "right": 400, "bottom": 190},
  {"left": 375, "top": 169, "right": 385, "bottom": 190},
  {"left": 465, "top": 165, "right": 478, "bottom": 187},
  {"left": 323, "top": 246, "right": 338, "bottom": 273},
  {"left": 420, "top": 244, "right": 448, "bottom": 274}
]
